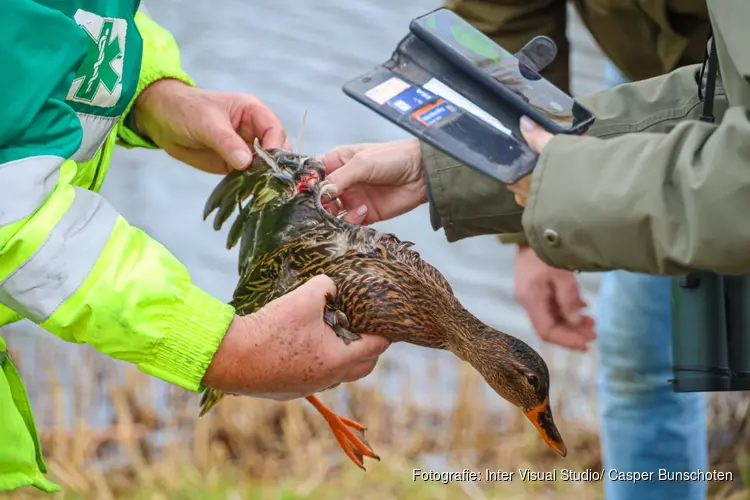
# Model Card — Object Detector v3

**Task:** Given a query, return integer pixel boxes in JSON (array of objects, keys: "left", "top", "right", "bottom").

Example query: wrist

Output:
[
  {"left": 202, "top": 314, "right": 257, "bottom": 392},
  {"left": 133, "top": 78, "right": 192, "bottom": 141},
  {"left": 138, "top": 284, "right": 235, "bottom": 393}
]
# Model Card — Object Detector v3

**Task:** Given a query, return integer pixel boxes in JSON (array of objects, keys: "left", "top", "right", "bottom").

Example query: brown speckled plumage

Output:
[{"left": 200, "top": 140, "right": 566, "bottom": 468}]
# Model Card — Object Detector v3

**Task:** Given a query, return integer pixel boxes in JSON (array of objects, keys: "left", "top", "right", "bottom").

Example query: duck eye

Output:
[{"left": 526, "top": 374, "right": 538, "bottom": 387}]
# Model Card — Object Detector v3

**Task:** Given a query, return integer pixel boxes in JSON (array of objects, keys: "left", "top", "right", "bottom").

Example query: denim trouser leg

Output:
[
  {"left": 596, "top": 270, "right": 708, "bottom": 500},
  {"left": 603, "top": 60, "right": 629, "bottom": 86}
]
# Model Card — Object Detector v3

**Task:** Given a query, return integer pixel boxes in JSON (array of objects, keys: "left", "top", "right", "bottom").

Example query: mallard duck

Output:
[{"left": 200, "top": 139, "right": 566, "bottom": 469}]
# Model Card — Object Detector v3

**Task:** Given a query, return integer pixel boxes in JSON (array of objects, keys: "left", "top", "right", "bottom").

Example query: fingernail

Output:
[
  {"left": 230, "top": 150, "right": 252, "bottom": 169},
  {"left": 322, "top": 182, "right": 339, "bottom": 195},
  {"left": 566, "top": 311, "right": 581, "bottom": 326},
  {"left": 520, "top": 116, "right": 536, "bottom": 132},
  {"left": 356, "top": 205, "right": 368, "bottom": 217}
]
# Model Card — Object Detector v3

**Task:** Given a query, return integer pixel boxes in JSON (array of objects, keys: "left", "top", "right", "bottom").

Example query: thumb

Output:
[
  {"left": 298, "top": 274, "right": 338, "bottom": 301},
  {"left": 339, "top": 334, "right": 390, "bottom": 363},
  {"left": 324, "top": 152, "right": 377, "bottom": 193},
  {"left": 199, "top": 111, "right": 254, "bottom": 170},
  {"left": 519, "top": 116, "right": 553, "bottom": 152},
  {"left": 318, "top": 143, "right": 375, "bottom": 175}
]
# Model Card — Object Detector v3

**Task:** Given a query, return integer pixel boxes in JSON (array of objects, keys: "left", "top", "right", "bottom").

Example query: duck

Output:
[{"left": 199, "top": 139, "right": 566, "bottom": 469}]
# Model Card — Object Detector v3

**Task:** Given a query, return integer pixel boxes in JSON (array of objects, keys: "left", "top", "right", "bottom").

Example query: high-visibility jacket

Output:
[{"left": 0, "top": 0, "right": 235, "bottom": 492}]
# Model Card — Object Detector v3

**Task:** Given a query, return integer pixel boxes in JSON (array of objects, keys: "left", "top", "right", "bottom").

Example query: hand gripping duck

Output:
[{"left": 200, "top": 140, "right": 566, "bottom": 469}]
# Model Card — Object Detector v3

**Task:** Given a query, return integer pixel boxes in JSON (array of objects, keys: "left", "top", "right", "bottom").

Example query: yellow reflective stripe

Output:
[
  {"left": 0, "top": 156, "right": 62, "bottom": 226},
  {"left": 0, "top": 160, "right": 77, "bottom": 281}
]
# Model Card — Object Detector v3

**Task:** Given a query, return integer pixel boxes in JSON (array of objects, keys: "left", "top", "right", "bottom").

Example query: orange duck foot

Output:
[{"left": 306, "top": 395, "right": 380, "bottom": 470}]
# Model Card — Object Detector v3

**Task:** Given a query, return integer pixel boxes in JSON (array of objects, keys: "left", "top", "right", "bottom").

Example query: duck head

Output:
[{"left": 457, "top": 319, "right": 567, "bottom": 458}]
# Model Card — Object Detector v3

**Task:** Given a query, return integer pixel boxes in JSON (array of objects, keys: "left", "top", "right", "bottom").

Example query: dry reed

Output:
[{"left": 3, "top": 332, "right": 750, "bottom": 500}]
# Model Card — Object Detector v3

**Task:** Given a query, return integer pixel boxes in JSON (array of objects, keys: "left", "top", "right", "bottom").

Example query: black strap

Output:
[
  {"left": 673, "top": 364, "right": 733, "bottom": 377},
  {"left": 698, "top": 32, "right": 719, "bottom": 123},
  {"left": 681, "top": 32, "right": 720, "bottom": 287}
]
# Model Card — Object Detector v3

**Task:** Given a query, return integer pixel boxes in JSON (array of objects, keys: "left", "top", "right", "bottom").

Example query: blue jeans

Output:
[{"left": 595, "top": 62, "right": 708, "bottom": 500}]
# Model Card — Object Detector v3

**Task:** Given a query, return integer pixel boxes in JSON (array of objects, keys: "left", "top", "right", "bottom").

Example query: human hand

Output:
[
  {"left": 134, "top": 79, "right": 291, "bottom": 174},
  {"left": 318, "top": 139, "right": 425, "bottom": 224},
  {"left": 202, "top": 275, "right": 390, "bottom": 401},
  {"left": 515, "top": 245, "right": 596, "bottom": 351},
  {"left": 507, "top": 116, "right": 555, "bottom": 207}
]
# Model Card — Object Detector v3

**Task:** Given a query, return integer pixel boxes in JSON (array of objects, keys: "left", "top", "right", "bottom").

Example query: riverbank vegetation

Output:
[{"left": 6, "top": 342, "right": 750, "bottom": 500}]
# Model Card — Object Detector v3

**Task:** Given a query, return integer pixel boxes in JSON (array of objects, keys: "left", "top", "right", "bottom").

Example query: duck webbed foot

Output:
[
  {"left": 324, "top": 293, "right": 360, "bottom": 344},
  {"left": 306, "top": 395, "right": 380, "bottom": 470}
]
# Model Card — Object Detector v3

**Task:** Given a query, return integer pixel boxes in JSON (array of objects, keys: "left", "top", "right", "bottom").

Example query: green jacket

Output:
[
  {"left": 0, "top": 1, "right": 234, "bottom": 492},
  {"left": 446, "top": 0, "right": 710, "bottom": 91},
  {"left": 424, "top": 0, "right": 749, "bottom": 276}
]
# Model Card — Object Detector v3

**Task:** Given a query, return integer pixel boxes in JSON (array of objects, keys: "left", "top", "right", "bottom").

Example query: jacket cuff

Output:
[
  {"left": 523, "top": 134, "right": 601, "bottom": 270},
  {"left": 139, "top": 284, "right": 235, "bottom": 393},
  {"left": 421, "top": 142, "right": 488, "bottom": 242},
  {"left": 422, "top": 142, "right": 525, "bottom": 242},
  {"left": 422, "top": 141, "right": 459, "bottom": 235},
  {"left": 423, "top": 146, "right": 445, "bottom": 232}
]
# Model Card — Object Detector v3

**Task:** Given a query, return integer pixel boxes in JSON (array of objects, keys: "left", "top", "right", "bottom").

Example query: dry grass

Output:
[{"left": 4, "top": 336, "right": 750, "bottom": 500}]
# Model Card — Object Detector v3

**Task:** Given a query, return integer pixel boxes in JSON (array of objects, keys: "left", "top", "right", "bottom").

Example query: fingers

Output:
[
  {"left": 520, "top": 285, "right": 591, "bottom": 351},
  {"left": 320, "top": 151, "right": 375, "bottom": 193},
  {"left": 324, "top": 329, "right": 389, "bottom": 363},
  {"left": 550, "top": 272, "right": 585, "bottom": 326},
  {"left": 235, "top": 96, "right": 288, "bottom": 151},
  {"left": 338, "top": 334, "right": 390, "bottom": 382},
  {"left": 518, "top": 285, "right": 558, "bottom": 342},
  {"left": 525, "top": 295, "right": 595, "bottom": 352},
  {"left": 544, "top": 324, "right": 595, "bottom": 351},
  {"left": 516, "top": 247, "right": 596, "bottom": 351},
  {"left": 318, "top": 144, "right": 377, "bottom": 175},
  {"left": 297, "top": 274, "right": 338, "bottom": 300},
  {"left": 257, "top": 117, "right": 289, "bottom": 151},
  {"left": 519, "top": 116, "right": 555, "bottom": 153},
  {"left": 199, "top": 108, "right": 255, "bottom": 170},
  {"left": 507, "top": 177, "right": 532, "bottom": 208},
  {"left": 162, "top": 143, "right": 232, "bottom": 175},
  {"left": 518, "top": 280, "right": 595, "bottom": 352},
  {"left": 341, "top": 204, "right": 368, "bottom": 224},
  {"left": 550, "top": 273, "right": 597, "bottom": 347},
  {"left": 341, "top": 358, "right": 379, "bottom": 383}
]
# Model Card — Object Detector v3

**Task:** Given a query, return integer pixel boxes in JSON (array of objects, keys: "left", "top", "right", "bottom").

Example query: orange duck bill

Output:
[
  {"left": 523, "top": 397, "right": 567, "bottom": 457},
  {"left": 306, "top": 395, "right": 380, "bottom": 470}
]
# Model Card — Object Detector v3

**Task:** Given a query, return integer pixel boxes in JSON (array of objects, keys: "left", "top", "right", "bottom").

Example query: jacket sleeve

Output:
[
  {"left": 523, "top": 61, "right": 749, "bottom": 275},
  {"left": 0, "top": 0, "right": 234, "bottom": 393},
  {"left": 117, "top": 8, "right": 195, "bottom": 148},
  {"left": 422, "top": 63, "right": 723, "bottom": 247},
  {"left": 422, "top": 143, "right": 525, "bottom": 242}
]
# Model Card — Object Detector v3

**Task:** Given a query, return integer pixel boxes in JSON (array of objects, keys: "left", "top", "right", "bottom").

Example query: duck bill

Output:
[{"left": 523, "top": 397, "right": 567, "bottom": 457}]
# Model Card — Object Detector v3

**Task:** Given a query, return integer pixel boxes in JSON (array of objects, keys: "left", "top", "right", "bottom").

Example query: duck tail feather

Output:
[{"left": 199, "top": 387, "right": 225, "bottom": 417}]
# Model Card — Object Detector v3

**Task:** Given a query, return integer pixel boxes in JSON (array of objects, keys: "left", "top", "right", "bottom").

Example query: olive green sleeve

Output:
[
  {"left": 523, "top": 63, "right": 749, "bottom": 275},
  {"left": 422, "top": 63, "right": 724, "bottom": 247},
  {"left": 422, "top": 142, "right": 524, "bottom": 242}
]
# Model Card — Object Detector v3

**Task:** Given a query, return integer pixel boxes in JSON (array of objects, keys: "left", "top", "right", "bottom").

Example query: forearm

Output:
[
  {"left": 117, "top": 9, "right": 195, "bottom": 149},
  {"left": 1, "top": 1, "right": 233, "bottom": 392},
  {"left": 1, "top": 157, "right": 235, "bottom": 391}
]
